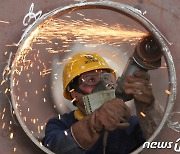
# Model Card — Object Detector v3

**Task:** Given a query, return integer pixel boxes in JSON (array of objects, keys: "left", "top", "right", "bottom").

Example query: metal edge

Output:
[{"left": 10, "top": 1, "right": 177, "bottom": 154}]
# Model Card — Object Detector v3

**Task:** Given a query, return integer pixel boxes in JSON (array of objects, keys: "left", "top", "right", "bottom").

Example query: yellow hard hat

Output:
[{"left": 63, "top": 52, "right": 116, "bottom": 100}]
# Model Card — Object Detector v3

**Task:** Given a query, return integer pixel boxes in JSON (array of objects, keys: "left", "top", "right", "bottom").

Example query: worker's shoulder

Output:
[{"left": 46, "top": 111, "right": 76, "bottom": 129}]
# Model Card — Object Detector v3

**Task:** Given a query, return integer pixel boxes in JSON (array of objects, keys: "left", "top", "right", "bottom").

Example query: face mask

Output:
[
  {"left": 83, "top": 89, "right": 115, "bottom": 114},
  {"left": 81, "top": 78, "right": 116, "bottom": 114}
]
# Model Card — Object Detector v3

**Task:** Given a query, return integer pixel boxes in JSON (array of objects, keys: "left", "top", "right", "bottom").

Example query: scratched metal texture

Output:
[{"left": 0, "top": 0, "right": 179, "bottom": 154}]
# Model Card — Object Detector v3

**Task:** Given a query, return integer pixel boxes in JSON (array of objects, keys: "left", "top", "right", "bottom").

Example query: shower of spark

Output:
[
  {"left": 11, "top": 16, "right": 147, "bottom": 78},
  {"left": 6, "top": 16, "right": 146, "bottom": 143},
  {"left": 0, "top": 11, "right": 169, "bottom": 153},
  {"left": 37, "top": 18, "right": 146, "bottom": 51}
]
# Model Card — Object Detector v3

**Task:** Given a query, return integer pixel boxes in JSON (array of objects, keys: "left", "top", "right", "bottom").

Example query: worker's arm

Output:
[{"left": 124, "top": 71, "right": 164, "bottom": 139}]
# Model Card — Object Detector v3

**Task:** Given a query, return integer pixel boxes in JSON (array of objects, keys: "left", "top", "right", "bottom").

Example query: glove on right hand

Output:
[{"left": 94, "top": 98, "right": 131, "bottom": 131}]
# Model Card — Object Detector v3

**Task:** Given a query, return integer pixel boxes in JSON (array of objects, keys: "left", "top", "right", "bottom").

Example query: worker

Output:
[{"left": 43, "top": 52, "right": 163, "bottom": 154}]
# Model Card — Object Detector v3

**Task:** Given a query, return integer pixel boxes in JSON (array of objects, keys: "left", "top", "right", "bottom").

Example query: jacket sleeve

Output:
[
  {"left": 135, "top": 100, "right": 164, "bottom": 139},
  {"left": 42, "top": 118, "right": 86, "bottom": 154}
]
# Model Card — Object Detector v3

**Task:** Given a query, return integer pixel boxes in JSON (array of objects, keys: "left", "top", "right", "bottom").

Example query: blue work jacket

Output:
[{"left": 43, "top": 111, "right": 145, "bottom": 154}]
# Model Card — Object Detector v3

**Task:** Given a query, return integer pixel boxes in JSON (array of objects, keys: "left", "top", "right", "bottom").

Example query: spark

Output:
[
  {"left": 2, "top": 123, "right": 5, "bottom": 129},
  {"left": 25, "top": 92, "right": 28, "bottom": 97},
  {"left": 33, "top": 119, "right": 36, "bottom": 124},
  {"left": 6, "top": 44, "right": 16, "bottom": 46},
  {"left": 140, "top": 112, "right": 146, "bottom": 117},
  {"left": 64, "top": 130, "right": 68, "bottom": 136},
  {"left": 23, "top": 117, "right": 27, "bottom": 121},
  {"left": 1, "top": 80, "right": 6, "bottom": 85},
  {"left": 165, "top": 90, "right": 171, "bottom": 95},
  {"left": 62, "top": 45, "right": 69, "bottom": 48},
  {"left": 42, "top": 63, "right": 46, "bottom": 69},
  {"left": 10, "top": 133, "right": 14, "bottom": 139},
  {"left": 69, "top": 89, "right": 74, "bottom": 93},
  {"left": 41, "top": 68, "right": 52, "bottom": 76},
  {"left": 5, "top": 88, "right": 9, "bottom": 93},
  {"left": 40, "top": 126, "right": 44, "bottom": 130},
  {"left": 46, "top": 49, "right": 62, "bottom": 53},
  {"left": 30, "top": 63, "right": 33, "bottom": 67},
  {"left": 58, "top": 114, "right": 61, "bottom": 119},
  {"left": 4, "top": 51, "right": 8, "bottom": 56},
  {"left": 16, "top": 103, "right": 18, "bottom": 108},
  {"left": 160, "top": 66, "right": 167, "bottom": 69},
  {"left": 3, "top": 108, "right": 6, "bottom": 112},
  {"left": 13, "top": 147, "right": 17, "bottom": 152},
  {"left": 16, "top": 80, "right": 19, "bottom": 85},
  {"left": 65, "top": 15, "right": 71, "bottom": 18},
  {"left": 40, "top": 142, "right": 43, "bottom": 146},
  {"left": 38, "top": 126, "right": 40, "bottom": 133},
  {"left": 0, "top": 20, "right": 10, "bottom": 24},
  {"left": 64, "top": 50, "right": 71, "bottom": 52},
  {"left": 71, "top": 98, "right": 77, "bottom": 103},
  {"left": 77, "top": 13, "right": 84, "bottom": 16},
  {"left": 1, "top": 114, "right": 5, "bottom": 120}
]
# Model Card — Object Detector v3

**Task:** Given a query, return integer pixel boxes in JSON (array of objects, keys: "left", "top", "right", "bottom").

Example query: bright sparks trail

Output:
[
  {"left": 12, "top": 17, "right": 146, "bottom": 76},
  {"left": 37, "top": 18, "right": 146, "bottom": 47}
]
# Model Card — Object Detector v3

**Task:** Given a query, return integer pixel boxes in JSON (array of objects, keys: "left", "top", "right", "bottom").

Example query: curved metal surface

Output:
[{"left": 0, "top": 0, "right": 179, "bottom": 154}]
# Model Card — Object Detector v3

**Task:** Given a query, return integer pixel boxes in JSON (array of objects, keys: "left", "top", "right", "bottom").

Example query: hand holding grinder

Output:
[{"left": 115, "top": 34, "right": 163, "bottom": 101}]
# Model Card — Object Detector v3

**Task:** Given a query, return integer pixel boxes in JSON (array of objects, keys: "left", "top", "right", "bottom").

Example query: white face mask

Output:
[{"left": 83, "top": 89, "right": 115, "bottom": 115}]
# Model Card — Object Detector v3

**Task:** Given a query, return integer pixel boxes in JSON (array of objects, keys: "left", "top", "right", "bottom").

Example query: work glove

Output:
[
  {"left": 124, "top": 70, "right": 154, "bottom": 107},
  {"left": 71, "top": 98, "right": 131, "bottom": 149},
  {"left": 124, "top": 70, "right": 161, "bottom": 139}
]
